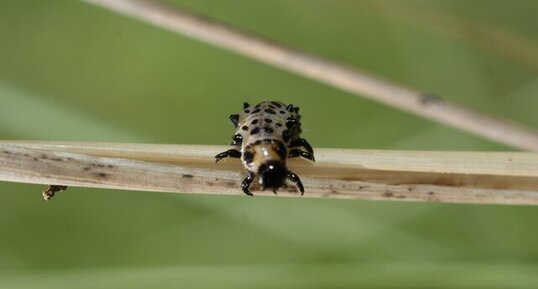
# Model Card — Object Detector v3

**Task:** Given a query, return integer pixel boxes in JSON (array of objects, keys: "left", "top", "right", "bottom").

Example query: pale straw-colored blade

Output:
[{"left": 1, "top": 141, "right": 537, "bottom": 205}]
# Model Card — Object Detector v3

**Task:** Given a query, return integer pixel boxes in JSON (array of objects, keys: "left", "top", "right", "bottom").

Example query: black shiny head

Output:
[{"left": 258, "top": 160, "right": 287, "bottom": 192}]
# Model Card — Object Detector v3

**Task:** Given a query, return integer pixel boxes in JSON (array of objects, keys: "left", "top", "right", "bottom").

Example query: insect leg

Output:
[
  {"left": 288, "top": 149, "right": 315, "bottom": 162},
  {"left": 215, "top": 149, "right": 241, "bottom": 162},
  {"left": 289, "top": 138, "right": 313, "bottom": 154},
  {"left": 241, "top": 171, "right": 255, "bottom": 196},
  {"left": 286, "top": 171, "right": 304, "bottom": 195}
]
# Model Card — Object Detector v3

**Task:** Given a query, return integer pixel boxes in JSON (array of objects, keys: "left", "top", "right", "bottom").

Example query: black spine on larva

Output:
[
  {"left": 230, "top": 134, "right": 243, "bottom": 146},
  {"left": 286, "top": 104, "right": 294, "bottom": 112},
  {"left": 229, "top": 114, "right": 239, "bottom": 127}
]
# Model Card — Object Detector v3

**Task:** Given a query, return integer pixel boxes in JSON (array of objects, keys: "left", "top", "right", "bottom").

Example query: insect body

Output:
[{"left": 215, "top": 101, "right": 314, "bottom": 196}]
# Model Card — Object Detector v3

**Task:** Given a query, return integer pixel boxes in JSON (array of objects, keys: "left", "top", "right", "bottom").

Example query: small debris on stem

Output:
[{"left": 42, "top": 185, "right": 68, "bottom": 201}]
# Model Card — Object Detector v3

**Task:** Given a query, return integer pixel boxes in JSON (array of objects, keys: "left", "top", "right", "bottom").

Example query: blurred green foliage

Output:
[{"left": 0, "top": 0, "right": 537, "bottom": 288}]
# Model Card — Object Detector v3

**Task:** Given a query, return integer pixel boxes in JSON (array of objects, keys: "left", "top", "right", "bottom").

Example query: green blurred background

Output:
[{"left": 1, "top": 0, "right": 538, "bottom": 288}]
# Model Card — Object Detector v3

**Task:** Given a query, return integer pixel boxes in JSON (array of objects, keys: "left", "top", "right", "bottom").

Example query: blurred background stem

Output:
[{"left": 81, "top": 0, "right": 538, "bottom": 151}]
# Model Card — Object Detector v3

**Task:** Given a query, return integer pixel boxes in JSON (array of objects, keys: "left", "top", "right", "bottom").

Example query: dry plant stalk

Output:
[
  {"left": 1, "top": 141, "right": 537, "bottom": 205},
  {"left": 79, "top": 0, "right": 538, "bottom": 152}
]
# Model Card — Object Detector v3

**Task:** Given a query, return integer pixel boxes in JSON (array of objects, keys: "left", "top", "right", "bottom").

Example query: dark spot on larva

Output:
[
  {"left": 264, "top": 127, "right": 273, "bottom": 133},
  {"left": 83, "top": 167, "right": 91, "bottom": 171},
  {"left": 276, "top": 123, "right": 282, "bottom": 127},
  {"left": 428, "top": 191, "right": 434, "bottom": 195},
  {"left": 250, "top": 127, "right": 260, "bottom": 135},
  {"left": 275, "top": 140, "right": 287, "bottom": 158},
  {"left": 244, "top": 109, "right": 250, "bottom": 113},
  {"left": 282, "top": 129, "right": 290, "bottom": 142},
  {"left": 286, "top": 119, "right": 297, "bottom": 128},
  {"left": 251, "top": 119, "right": 258, "bottom": 125},
  {"left": 242, "top": 125, "right": 248, "bottom": 131},
  {"left": 41, "top": 154, "right": 48, "bottom": 160},
  {"left": 243, "top": 151, "right": 254, "bottom": 163},
  {"left": 264, "top": 118, "right": 272, "bottom": 123},
  {"left": 231, "top": 134, "right": 243, "bottom": 146},
  {"left": 254, "top": 140, "right": 262, "bottom": 145},
  {"left": 52, "top": 157, "right": 63, "bottom": 162},
  {"left": 93, "top": 172, "right": 107, "bottom": 178},
  {"left": 182, "top": 174, "right": 193, "bottom": 178},
  {"left": 408, "top": 187, "right": 413, "bottom": 192},
  {"left": 2, "top": 150, "right": 10, "bottom": 154},
  {"left": 23, "top": 153, "right": 30, "bottom": 157},
  {"left": 271, "top": 101, "right": 282, "bottom": 108},
  {"left": 508, "top": 158, "right": 512, "bottom": 162},
  {"left": 205, "top": 181, "right": 214, "bottom": 186},
  {"left": 252, "top": 108, "right": 261, "bottom": 113},
  {"left": 264, "top": 108, "right": 276, "bottom": 114},
  {"left": 279, "top": 110, "right": 286, "bottom": 114},
  {"left": 255, "top": 104, "right": 261, "bottom": 108},
  {"left": 33, "top": 157, "right": 39, "bottom": 161},
  {"left": 107, "top": 164, "right": 114, "bottom": 168},
  {"left": 358, "top": 186, "right": 364, "bottom": 190}
]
